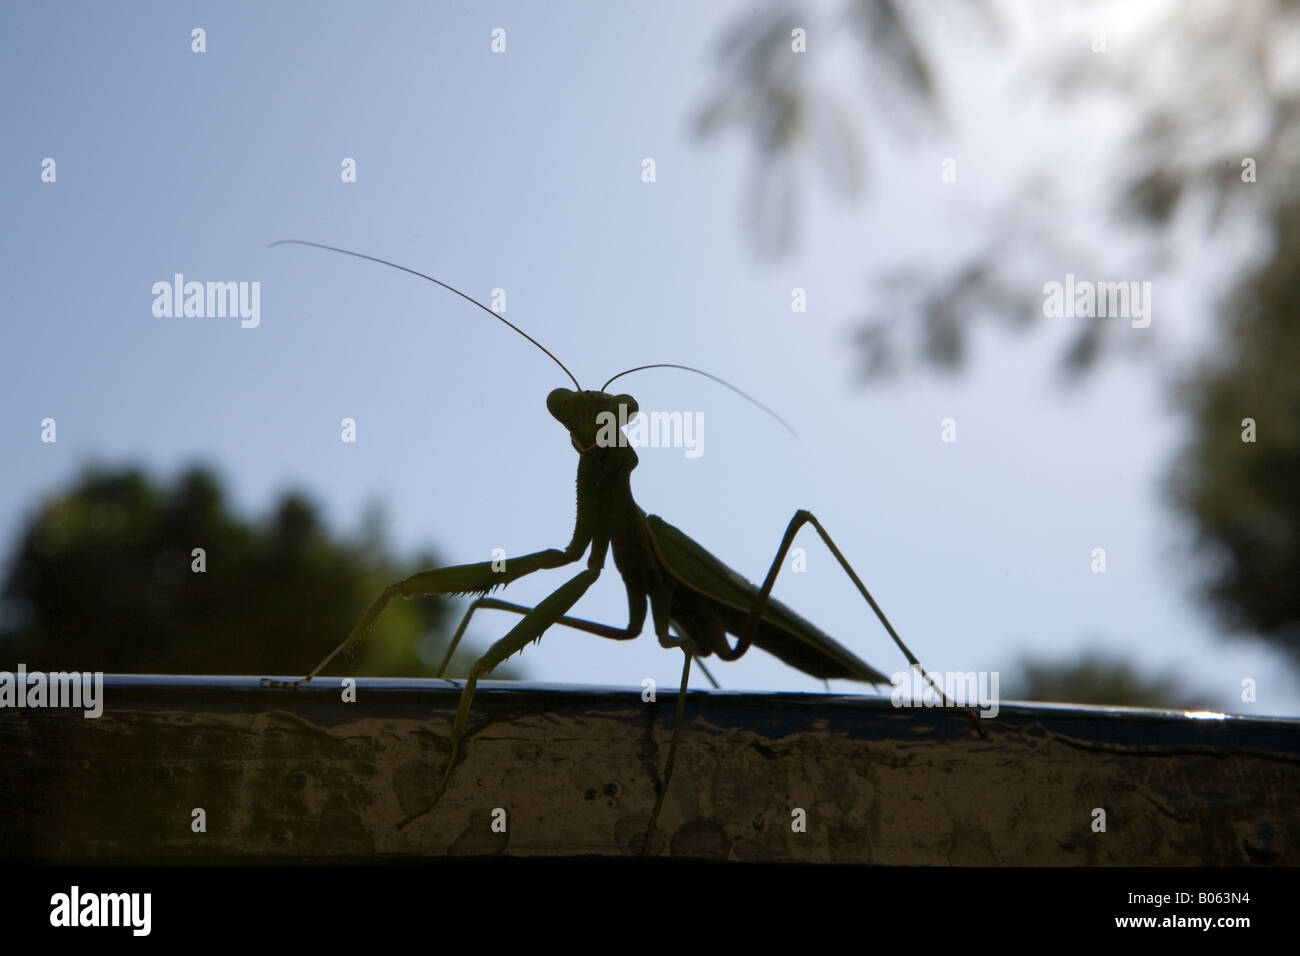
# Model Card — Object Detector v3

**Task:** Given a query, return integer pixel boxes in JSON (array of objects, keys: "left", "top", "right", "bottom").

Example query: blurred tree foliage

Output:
[
  {"left": 697, "top": 0, "right": 1300, "bottom": 675},
  {"left": 1168, "top": 203, "right": 1300, "bottom": 665},
  {"left": 0, "top": 464, "right": 511, "bottom": 679},
  {"left": 696, "top": 0, "right": 1300, "bottom": 380},
  {"left": 1008, "top": 651, "right": 1213, "bottom": 710}
]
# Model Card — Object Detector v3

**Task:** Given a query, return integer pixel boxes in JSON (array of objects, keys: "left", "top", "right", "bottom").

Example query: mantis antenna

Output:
[
  {"left": 269, "top": 240, "right": 794, "bottom": 434},
  {"left": 267, "top": 239, "right": 582, "bottom": 391},
  {"left": 602, "top": 364, "right": 797, "bottom": 437}
]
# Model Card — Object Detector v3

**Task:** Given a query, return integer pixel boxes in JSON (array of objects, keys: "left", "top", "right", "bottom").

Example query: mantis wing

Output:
[{"left": 645, "top": 515, "right": 888, "bottom": 684}]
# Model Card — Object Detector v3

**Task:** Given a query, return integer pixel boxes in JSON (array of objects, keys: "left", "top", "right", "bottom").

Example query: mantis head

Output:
[{"left": 547, "top": 388, "right": 639, "bottom": 452}]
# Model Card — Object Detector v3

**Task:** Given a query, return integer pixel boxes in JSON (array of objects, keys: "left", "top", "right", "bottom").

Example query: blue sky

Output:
[{"left": 2, "top": 0, "right": 1294, "bottom": 714}]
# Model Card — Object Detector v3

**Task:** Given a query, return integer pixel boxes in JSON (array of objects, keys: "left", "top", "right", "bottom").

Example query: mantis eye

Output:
[
  {"left": 546, "top": 388, "right": 574, "bottom": 419},
  {"left": 612, "top": 394, "right": 638, "bottom": 419}
]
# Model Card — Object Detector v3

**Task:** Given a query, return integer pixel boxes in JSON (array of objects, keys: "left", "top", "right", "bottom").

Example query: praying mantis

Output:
[{"left": 261, "top": 239, "right": 977, "bottom": 854}]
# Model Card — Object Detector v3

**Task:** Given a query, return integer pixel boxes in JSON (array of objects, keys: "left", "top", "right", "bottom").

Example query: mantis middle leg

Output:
[{"left": 260, "top": 547, "right": 579, "bottom": 689}]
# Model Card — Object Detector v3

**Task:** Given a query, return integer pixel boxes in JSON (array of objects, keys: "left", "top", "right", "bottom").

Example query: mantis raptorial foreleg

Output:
[
  {"left": 397, "top": 565, "right": 604, "bottom": 828},
  {"left": 437, "top": 587, "right": 645, "bottom": 676},
  {"left": 259, "top": 548, "right": 577, "bottom": 689},
  {"left": 736, "top": 510, "right": 989, "bottom": 736},
  {"left": 401, "top": 578, "right": 715, "bottom": 839},
  {"left": 438, "top": 595, "right": 722, "bottom": 688}
]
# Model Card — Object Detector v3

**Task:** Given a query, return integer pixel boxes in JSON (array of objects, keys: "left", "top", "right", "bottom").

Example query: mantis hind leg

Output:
[{"left": 737, "top": 510, "right": 989, "bottom": 737}]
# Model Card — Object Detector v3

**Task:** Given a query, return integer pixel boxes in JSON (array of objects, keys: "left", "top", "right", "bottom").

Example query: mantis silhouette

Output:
[{"left": 261, "top": 239, "right": 977, "bottom": 854}]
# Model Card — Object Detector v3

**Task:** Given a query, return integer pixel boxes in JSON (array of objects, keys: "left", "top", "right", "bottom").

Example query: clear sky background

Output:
[{"left": 3, "top": 1, "right": 1294, "bottom": 714}]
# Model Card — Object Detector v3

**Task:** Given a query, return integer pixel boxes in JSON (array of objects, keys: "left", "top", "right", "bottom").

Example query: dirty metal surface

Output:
[{"left": 2, "top": 676, "right": 1296, "bottom": 863}]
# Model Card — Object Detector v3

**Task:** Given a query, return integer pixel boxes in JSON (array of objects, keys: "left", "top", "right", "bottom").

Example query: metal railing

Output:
[{"left": 2, "top": 676, "right": 1296, "bottom": 863}]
